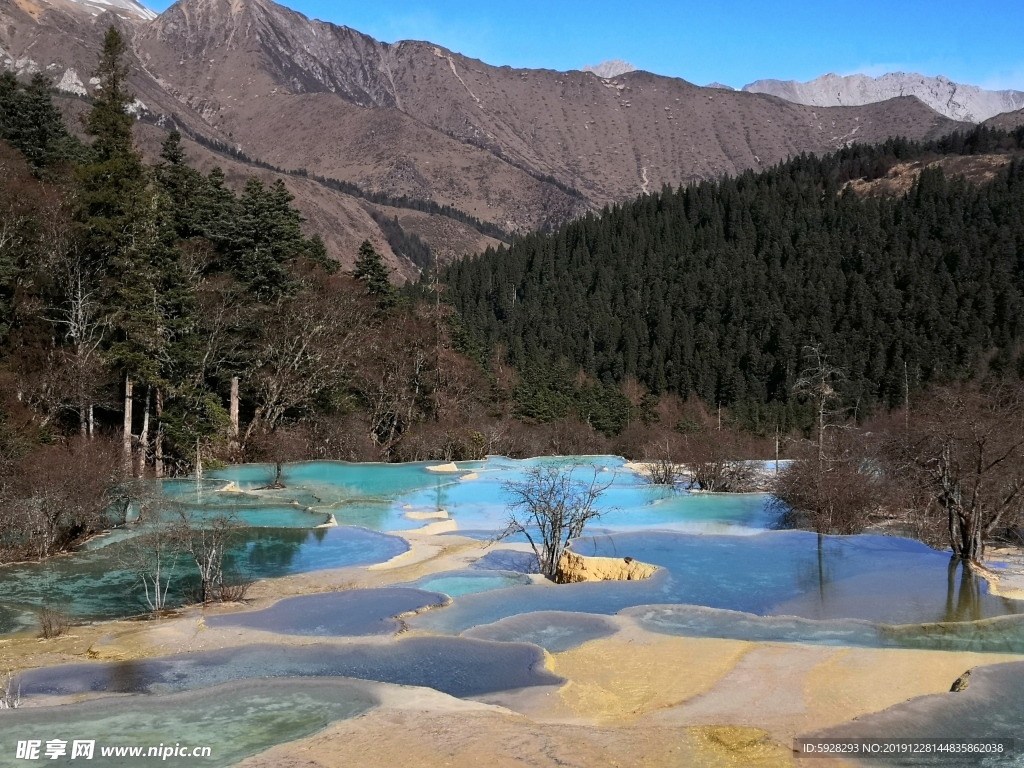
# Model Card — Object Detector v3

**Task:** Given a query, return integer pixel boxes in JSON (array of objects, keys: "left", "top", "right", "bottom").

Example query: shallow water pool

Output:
[
  {"left": 463, "top": 611, "right": 620, "bottom": 652},
  {"left": 206, "top": 588, "right": 450, "bottom": 636},
  {"left": 15, "top": 638, "right": 564, "bottom": 700},
  {"left": 410, "top": 570, "right": 533, "bottom": 597},
  {"left": 814, "top": 661, "right": 1024, "bottom": 766},
  {"left": 410, "top": 530, "right": 1024, "bottom": 651}
]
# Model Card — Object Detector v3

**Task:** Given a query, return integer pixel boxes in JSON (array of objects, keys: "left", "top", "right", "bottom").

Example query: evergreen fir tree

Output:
[
  {"left": 0, "top": 72, "right": 81, "bottom": 172},
  {"left": 305, "top": 233, "right": 337, "bottom": 273},
  {"left": 354, "top": 240, "right": 396, "bottom": 308},
  {"left": 86, "top": 28, "right": 134, "bottom": 161}
]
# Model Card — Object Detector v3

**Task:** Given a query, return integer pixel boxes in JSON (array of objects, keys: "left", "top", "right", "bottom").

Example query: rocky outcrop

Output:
[
  {"left": 56, "top": 68, "right": 87, "bottom": 96},
  {"left": 950, "top": 668, "right": 972, "bottom": 692},
  {"left": 554, "top": 551, "right": 657, "bottom": 584},
  {"left": 59, "top": 0, "right": 156, "bottom": 21}
]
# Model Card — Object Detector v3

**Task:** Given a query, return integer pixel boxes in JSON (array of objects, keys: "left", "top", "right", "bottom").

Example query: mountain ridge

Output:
[
  {"left": 0, "top": 0, "right": 974, "bottom": 274},
  {"left": 744, "top": 72, "right": 1024, "bottom": 124}
]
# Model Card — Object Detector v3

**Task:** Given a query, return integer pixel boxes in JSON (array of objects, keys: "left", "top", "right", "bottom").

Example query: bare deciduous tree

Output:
[
  {"left": 242, "top": 274, "right": 368, "bottom": 446},
  {"left": 0, "top": 437, "right": 124, "bottom": 562},
  {"left": 120, "top": 523, "right": 180, "bottom": 612},
  {"left": 639, "top": 438, "right": 684, "bottom": 486},
  {"left": 38, "top": 606, "right": 71, "bottom": 639},
  {"left": 0, "top": 672, "right": 21, "bottom": 710},
  {"left": 681, "top": 432, "right": 759, "bottom": 492},
  {"left": 772, "top": 436, "right": 878, "bottom": 535},
  {"left": 772, "top": 346, "right": 876, "bottom": 534},
  {"left": 170, "top": 509, "right": 245, "bottom": 604},
  {"left": 887, "top": 384, "right": 1024, "bottom": 562},
  {"left": 41, "top": 195, "right": 108, "bottom": 437},
  {"left": 639, "top": 432, "right": 758, "bottom": 492},
  {"left": 497, "top": 464, "right": 613, "bottom": 580},
  {"left": 794, "top": 344, "right": 846, "bottom": 462}
]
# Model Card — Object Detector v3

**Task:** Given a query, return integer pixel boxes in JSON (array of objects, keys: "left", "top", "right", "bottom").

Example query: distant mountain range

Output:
[
  {"left": 743, "top": 73, "right": 1024, "bottom": 124},
  {"left": 1, "top": 0, "right": 1005, "bottom": 275}
]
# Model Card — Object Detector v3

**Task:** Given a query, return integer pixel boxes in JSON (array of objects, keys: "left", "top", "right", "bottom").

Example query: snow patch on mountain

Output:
[{"left": 65, "top": 0, "right": 157, "bottom": 21}]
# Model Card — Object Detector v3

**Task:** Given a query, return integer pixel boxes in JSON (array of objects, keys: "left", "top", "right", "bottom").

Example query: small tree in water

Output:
[
  {"left": 170, "top": 509, "right": 245, "bottom": 603},
  {"left": 497, "top": 464, "right": 613, "bottom": 580},
  {"left": 121, "top": 524, "right": 179, "bottom": 612}
]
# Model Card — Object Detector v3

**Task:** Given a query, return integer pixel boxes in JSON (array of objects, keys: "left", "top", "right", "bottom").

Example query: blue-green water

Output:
[
  {"left": 0, "top": 678, "right": 378, "bottom": 768},
  {"left": 3, "top": 455, "right": 1024, "bottom": 759},
  {"left": 409, "top": 531, "right": 1024, "bottom": 649},
  {"left": 409, "top": 570, "right": 533, "bottom": 597},
  {"left": 625, "top": 605, "right": 1024, "bottom": 654},
  {"left": 192, "top": 456, "right": 777, "bottom": 534},
  {"left": 463, "top": 611, "right": 620, "bottom": 652},
  {"left": 3, "top": 456, "right": 1024, "bottom": 653},
  {"left": 14, "top": 639, "right": 563, "bottom": 700},
  {"left": 0, "top": 456, "right": 783, "bottom": 634},
  {"left": 206, "top": 588, "right": 450, "bottom": 636}
]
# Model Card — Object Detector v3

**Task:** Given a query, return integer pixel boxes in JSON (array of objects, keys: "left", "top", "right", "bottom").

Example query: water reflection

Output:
[{"left": 946, "top": 558, "right": 985, "bottom": 623}]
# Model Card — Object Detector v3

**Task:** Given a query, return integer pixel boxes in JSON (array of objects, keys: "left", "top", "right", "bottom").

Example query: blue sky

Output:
[{"left": 147, "top": 0, "right": 1024, "bottom": 90}]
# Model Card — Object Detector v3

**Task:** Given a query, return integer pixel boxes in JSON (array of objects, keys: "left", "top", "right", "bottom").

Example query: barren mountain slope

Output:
[
  {"left": 3, "top": 0, "right": 970, "bottom": 243},
  {"left": 985, "top": 108, "right": 1024, "bottom": 131},
  {"left": 0, "top": 0, "right": 220, "bottom": 138},
  {"left": 134, "top": 0, "right": 965, "bottom": 215},
  {"left": 56, "top": 104, "right": 418, "bottom": 278}
]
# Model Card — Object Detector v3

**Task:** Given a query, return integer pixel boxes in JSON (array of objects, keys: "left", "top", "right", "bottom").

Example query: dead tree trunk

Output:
[
  {"left": 230, "top": 376, "right": 240, "bottom": 439},
  {"left": 154, "top": 388, "right": 164, "bottom": 479},
  {"left": 137, "top": 385, "right": 151, "bottom": 478},
  {"left": 122, "top": 375, "right": 134, "bottom": 472}
]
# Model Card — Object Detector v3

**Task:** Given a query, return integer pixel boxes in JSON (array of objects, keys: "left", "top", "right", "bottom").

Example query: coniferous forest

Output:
[{"left": 444, "top": 131, "right": 1024, "bottom": 433}]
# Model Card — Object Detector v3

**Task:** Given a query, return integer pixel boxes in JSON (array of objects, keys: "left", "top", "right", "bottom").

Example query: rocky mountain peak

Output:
[
  {"left": 141, "top": 0, "right": 398, "bottom": 107},
  {"left": 581, "top": 59, "right": 637, "bottom": 79}
]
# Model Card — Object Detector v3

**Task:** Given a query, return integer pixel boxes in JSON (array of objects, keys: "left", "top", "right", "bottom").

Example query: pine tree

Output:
[
  {"left": 0, "top": 72, "right": 81, "bottom": 172},
  {"left": 155, "top": 131, "right": 207, "bottom": 239},
  {"left": 353, "top": 240, "right": 395, "bottom": 308},
  {"left": 229, "top": 179, "right": 302, "bottom": 298},
  {"left": 86, "top": 28, "right": 134, "bottom": 162},
  {"left": 305, "top": 233, "right": 337, "bottom": 273}
]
